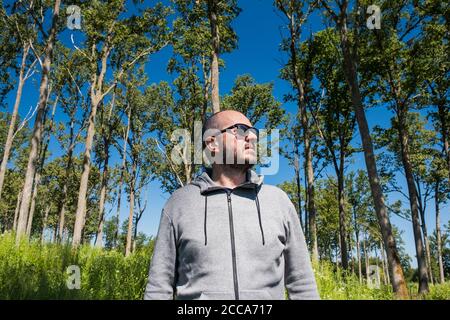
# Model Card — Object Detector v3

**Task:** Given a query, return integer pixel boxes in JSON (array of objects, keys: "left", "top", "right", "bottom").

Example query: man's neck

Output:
[{"left": 211, "top": 165, "right": 248, "bottom": 189}]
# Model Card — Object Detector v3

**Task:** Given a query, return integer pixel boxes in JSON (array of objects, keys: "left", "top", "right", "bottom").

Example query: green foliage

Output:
[
  {"left": 0, "top": 232, "right": 153, "bottom": 299},
  {"left": 314, "top": 260, "right": 394, "bottom": 300},
  {"left": 1, "top": 233, "right": 448, "bottom": 299}
]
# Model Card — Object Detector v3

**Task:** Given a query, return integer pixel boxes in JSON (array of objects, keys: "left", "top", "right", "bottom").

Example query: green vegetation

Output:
[{"left": 1, "top": 233, "right": 448, "bottom": 300}]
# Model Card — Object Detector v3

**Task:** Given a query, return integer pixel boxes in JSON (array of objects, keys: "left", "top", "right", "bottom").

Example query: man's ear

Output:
[{"left": 205, "top": 136, "right": 218, "bottom": 153}]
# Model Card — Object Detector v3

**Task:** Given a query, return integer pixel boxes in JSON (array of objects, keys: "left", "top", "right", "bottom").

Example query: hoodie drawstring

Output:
[
  {"left": 204, "top": 194, "right": 208, "bottom": 245},
  {"left": 255, "top": 187, "right": 265, "bottom": 246},
  {"left": 203, "top": 188, "right": 265, "bottom": 246}
]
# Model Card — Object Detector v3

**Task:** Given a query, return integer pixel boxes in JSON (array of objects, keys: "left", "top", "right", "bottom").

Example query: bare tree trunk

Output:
[
  {"left": 420, "top": 209, "right": 434, "bottom": 284},
  {"left": 435, "top": 181, "right": 445, "bottom": 284},
  {"left": 336, "top": 15, "right": 408, "bottom": 298},
  {"left": 207, "top": 0, "right": 220, "bottom": 113},
  {"left": 40, "top": 206, "right": 50, "bottom": 244},
  {"left": 114, "top": 104, "right": 131, "bottom": 248},
  {"left": 16, "top": 0, "right": 61, "bottom": 242},
  {"left": 437, "top": 103, "right": 450, "bottom": 186},
  {"left": 294, "top": 152, "right": 304, "bottom": 231},
  {"left": 125, "top": 161, "right": 137, "bottom": 257},
  {"left": 303, "top": 166, "right": 308, "bottom": 243},
  {"left": 380, "top": 239, "right": 388, "bottom": 285},
  {"left": 94, "top": 93, "right": 115, "bottom": 247},
  {"left": 73, "top": 45, "right": 111, "bottom": 247},
  {"left": 26, "top": 96, "right": 57, "bottom": 238},
  {"left": 72, "top": 92, "right": 100, "bottom": 247},
  {"left": 363, "top": 232, "right": 370, "bottom": 284},
  {"left": 201, "top": 56, "right": 211, "bottom": 123},
  {"left": 57, "top": 141, "right": 74, "bottom": 242},
  {"left": 281, "top": 9, "right": 319, "bottom": 260},
  {"left": 26, "top": 173, "right": 39, "bottom": 237},
  {"left": 396, "top": 115, "right": 429, "bottom": 293},
  {"left": 0, "top": 43, "right": 30, "bottom": 201},
  {"left": 353, "top": 205, "right": 362, "bottom": 283},
  {"left": 13, "top": 190, "right": 22, "bottom": 231},
  {"left": 337, "top": 156, "right": 348, "bottom": 269}
]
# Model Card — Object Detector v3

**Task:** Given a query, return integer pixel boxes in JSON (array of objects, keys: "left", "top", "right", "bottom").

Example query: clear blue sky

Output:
[{"left": 5, "top": 0, "right": 448, "bottom": 267}]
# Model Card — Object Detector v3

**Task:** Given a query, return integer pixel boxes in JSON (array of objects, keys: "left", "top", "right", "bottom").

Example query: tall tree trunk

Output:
[
  {"left": 419, "top": 206, "right": 434, "bottom": 284},
  {"left": 26, "top": 172, "right": 39, "bottom": 237},
  {"left": 294, "top": 152, "right": 304, "bottom": 230},
  {"left": 72, "top": 92, "right": 101, "bottom": 247},
  {"left": 0, "top": 43, "right": 30, "bottom": 201},
  {"left": 380, "top": 239, "right": 388, "bottom": 285},
  {"left": 303, "top": 166, "right": 308, "bottom": 243},
  {"left": 26, "top": 96, "right": 57, "bottom": 238},
  {"left": 353, "top": 205, "right": 362, "bottom": 283},
  {"left": 337, "top": 15, "right": 408, "bottom": 298},
  {"left": 363, "top": 232, "right": 370, "bottom": 284},
  {"left": 207, "top": 0, "right": 220, "bottom": 113},
  {"left": 94, "top": 93, "right": 115, "bottom": 247},
  {"left": 16, "top": 0, "right": 61, "bottom": 242},
  {"left": 13, "top": 190, "right": 22, "bottom": 231},
  {"left": 40, "top": 206, "right": 50, "bottom": 244},
  {"left": 337, "top": 154, "right": 348, "bottom": 269},
  {"left": 397, "top": 115, "right": 429, "bottom": 293},
  {"left": 73, "top": 46, "right": 110, "bottom": 247},
  {"left": 437, "top": 103, "right": 450, "bottom": 186},
  {"left": 114, "top": 104, "right": 131, "bottom": 248},
  {"left": 125, "top": 161, "right": 137, "bottom": 257},
  {"left": 435, "top": 181, "right": 445, "bottom": 284},
  {"left": 286, "top": 8, "right": 318, "bottom": 262},
  {"left": 57, "top": 127, "right": 75, "bottom": 243}
]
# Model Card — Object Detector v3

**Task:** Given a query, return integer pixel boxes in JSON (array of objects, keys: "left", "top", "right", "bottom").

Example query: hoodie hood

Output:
[
  {"left": 191, "top": 167, "right": 264, "bottom": 194},
  {"left": 191, "top": 167, "right": 265, "bottom": 247}
]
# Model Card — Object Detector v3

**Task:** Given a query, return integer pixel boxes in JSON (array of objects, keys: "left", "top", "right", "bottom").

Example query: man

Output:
[{"left": 144, "top": 110, "right": 319, "bottom": 300}]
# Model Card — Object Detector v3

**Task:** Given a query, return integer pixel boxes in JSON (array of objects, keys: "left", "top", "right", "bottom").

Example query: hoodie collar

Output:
[{"left": 191, "top": 167, "right": 264, "bottom": 195}]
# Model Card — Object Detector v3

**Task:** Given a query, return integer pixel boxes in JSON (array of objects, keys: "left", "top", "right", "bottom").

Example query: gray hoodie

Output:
[{"left": 144, "top": 168, "right": 320, "bottom": 300}]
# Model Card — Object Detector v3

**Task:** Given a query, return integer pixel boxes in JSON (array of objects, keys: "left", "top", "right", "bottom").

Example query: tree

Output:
[
  {"left": 311, "top": 28, "right": 357, "bottom": 269},
  {"left": 276, "top": 0, "right": 319, "bottom": 262},
  {"left": 16, "top": 0, "right": 61, "bottom": 242},
  {"left": 123, "top": 73, "right": 156, "bottom": 256},
  {"left": 172, "top": 0, "right": 240, "bottom": 114},
  {"left": 0, "top": 1, "right": 39, "bottom": 201},
  {"left": 71, "top": 1, "right": 170, "bottom": 247},
  {"left": 316, "top": 0, "right": 409, "bottom": 298}
]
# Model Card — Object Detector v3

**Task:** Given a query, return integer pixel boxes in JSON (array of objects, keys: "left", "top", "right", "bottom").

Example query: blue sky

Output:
[{"left": 4, "top": 0, "right": 448, "bottom": 267}]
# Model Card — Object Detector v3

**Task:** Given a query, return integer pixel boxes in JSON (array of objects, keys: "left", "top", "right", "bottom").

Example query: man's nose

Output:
[{"left": 245, "top": 131, "right": 258, "bottom": 143}]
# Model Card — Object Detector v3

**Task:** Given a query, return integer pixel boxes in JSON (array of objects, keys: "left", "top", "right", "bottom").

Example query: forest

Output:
[{"left": 0, "top": 0, "right": 448, "bottom": 299}]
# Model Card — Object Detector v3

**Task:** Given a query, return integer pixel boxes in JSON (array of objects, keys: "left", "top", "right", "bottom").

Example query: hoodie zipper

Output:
[{"left": 226, "top": 191, "right": 240, "bottom": 300}]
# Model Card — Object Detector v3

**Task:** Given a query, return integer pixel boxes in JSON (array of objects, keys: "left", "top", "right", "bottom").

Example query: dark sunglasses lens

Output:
[{"left": 235, "top": 124, "right": 258, "bottom": 138}]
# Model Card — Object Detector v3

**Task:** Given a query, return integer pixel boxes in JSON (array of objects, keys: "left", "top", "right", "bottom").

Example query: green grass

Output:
[
  {"left": 0, "top": 232, "right": 448, "bottom": 300},
  {"left": 0, "top": 232, "right": 152, "bottom": 299}
]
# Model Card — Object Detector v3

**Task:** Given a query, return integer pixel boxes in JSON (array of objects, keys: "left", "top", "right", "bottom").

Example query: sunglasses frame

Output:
[{"left": 218, "top": 123, "right": 260, "bottom": 139}]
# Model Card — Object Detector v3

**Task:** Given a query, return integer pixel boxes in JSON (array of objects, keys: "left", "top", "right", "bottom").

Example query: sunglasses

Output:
[{"left": 218, "top": 123, "right": 259, "bottom": 139}]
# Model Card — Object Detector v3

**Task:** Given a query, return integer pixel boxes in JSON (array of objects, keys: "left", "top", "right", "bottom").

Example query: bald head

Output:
[{"left": 203, "top": 110, "right": 252, "bottom": 134}]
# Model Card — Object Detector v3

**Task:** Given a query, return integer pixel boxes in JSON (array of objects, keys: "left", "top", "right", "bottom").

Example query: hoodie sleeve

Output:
[
  {"left": 144, "top": 209, "right": 177, "bottom": 300},
  {"left": 283, "top": 198, "right": 320, "bottom": 300}
]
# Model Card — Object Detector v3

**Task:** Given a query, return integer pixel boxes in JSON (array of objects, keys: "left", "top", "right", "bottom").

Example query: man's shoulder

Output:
[
  {"left": 260, "top": 184, "right": 291, "bottom": 200},
  {"left": 162, "top": 183, "right": 200, "bottom": 212}
]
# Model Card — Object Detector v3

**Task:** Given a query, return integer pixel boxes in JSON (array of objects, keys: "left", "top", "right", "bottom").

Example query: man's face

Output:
[{"left": 205, "top": 111, "right": 258, "bottom": 168}]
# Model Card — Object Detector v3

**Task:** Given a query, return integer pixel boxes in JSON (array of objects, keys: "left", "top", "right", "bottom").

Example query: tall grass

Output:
[
  {"left": 0, "top": 232, "right": 152, "bottom": 299},
  {"left": 314, "top": 261, "right": 393, "bottom": 300},
  {"left": 0, "top": 232, "right": 448, "bottom": 299}
]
